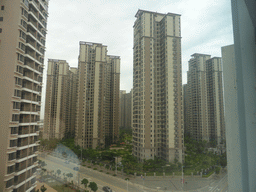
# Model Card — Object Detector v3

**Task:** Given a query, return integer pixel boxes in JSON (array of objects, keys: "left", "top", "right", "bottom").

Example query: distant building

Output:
[
  {"left": 120, "top": 90, "right": 132, "bottom": 129},
  {"left": 186, "top": 54, "right": 225, "bottom": 146},
  {"left": 43, "top": 60, "right": 77, "bottom": 140},
  {"left": 132, "top": 10, "right": 184, "bottom": 163},
  {"left": 182, "top": 84, "right": 189, "bottom": 135},
  {"left": 75, "top": 42, "right": 120, "bottom": 149},
  {"left": 67, "top": 67, "right": 78, "bottom": 138}
]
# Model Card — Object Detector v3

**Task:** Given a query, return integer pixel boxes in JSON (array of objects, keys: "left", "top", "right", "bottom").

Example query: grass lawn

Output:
[{"left": 51, "top": 185, "right": 78, "bottom": 192}]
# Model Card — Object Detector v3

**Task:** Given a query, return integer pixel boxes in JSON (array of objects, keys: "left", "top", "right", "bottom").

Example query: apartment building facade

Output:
[
  {"left": 186, "top": 54, "right": 225, "bottom": 146},
  {"left": 76, "top": 42, "right": 120, "bottom": 149},
  {"left": 132, "top": 10, "right": 184, "bottom": 163},
  {"left": 120, "top": 90, "right": 132, "bottom": 129},
  {"left": 43, "top": 60, "right": 77, "bottom": 140},
  {"left": 182, "top": 84, "right": 189, "bottom": 135},
  {"left": 0, "top": 0, "right": 49, "bottom": 191}
]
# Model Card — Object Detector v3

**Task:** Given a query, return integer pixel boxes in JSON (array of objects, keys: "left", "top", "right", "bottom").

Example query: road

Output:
[
  {"left": 39, "top": 153, "right": 228, "bottom": 192},
  {"left": 39, "top": 154, "right": 151, "bottom": 192},
  {"left": 197, "top": 174, "right": 228, "bottom": 192}
]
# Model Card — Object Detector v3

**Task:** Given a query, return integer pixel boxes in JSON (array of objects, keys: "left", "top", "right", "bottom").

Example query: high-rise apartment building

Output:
[
  {"left": 0, "top": 0, "right": 49, "bottom": 191},
  {"left": 67, "top": 67, "right": 78, "bottom": 138},
  {"left": 76, "top": 42, "right": 120, "bottom": 149},
  {"left": 206, "top": 57, "right": 225, "bottom": 146},
  {"left": 182, "top": 84, "right": 189, "bottom": 135},
  {"left": 132, "top": 10, "right": 184, "bottom": 163},
  {"left": 186, "top": 54, "right": 225, "bottom": 146},
  {"left": 120, "top": 90, "right": 132, "bottom": 129},
  {"left": 43, "top": 60, "right": 77, "bottom": 140}
]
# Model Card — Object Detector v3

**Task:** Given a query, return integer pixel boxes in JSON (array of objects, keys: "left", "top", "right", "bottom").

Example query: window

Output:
[
  {"left": 1, "top": 6, "right": 4, "bottom": 10},
  {"left": 0, "top": 17, "right": 3, "bottom": 21},
  {"left": 0, "top": 28, "right": 2, "bottom": 33}
]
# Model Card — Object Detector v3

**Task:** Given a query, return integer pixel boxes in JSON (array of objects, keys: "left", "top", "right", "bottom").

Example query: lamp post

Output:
[
  {"left": 182, "top": 165, "right": 184, "bottom": 191},
  {"left": 126, "top": 178, "right": 129, "bottom": 192}
]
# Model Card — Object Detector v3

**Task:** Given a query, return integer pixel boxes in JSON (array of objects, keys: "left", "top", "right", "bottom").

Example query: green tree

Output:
[
  {"left": 40, "top": 185, "right": 47, "bottom": 192},
  {"left": 66, "top": 173, "right": 73, "bottom": 182},
  {"left": 81, "top": 178, "right": 89, "bottom": 189},
  {"left": 57, "top": 169, "right": 61, "bottom": 177},
  {"left": 88, "top": 182, "right": 98, "bottom": 192}
]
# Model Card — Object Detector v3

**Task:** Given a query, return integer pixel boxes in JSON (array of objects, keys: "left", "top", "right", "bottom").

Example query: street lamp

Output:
[
  {"left": 114, "top": 157, "right": 117, "bottom": 175},
  {"left": 126, "top": 178, "right": 129, "bottom": 192},
  {"left": 182, "top": 165, "right": 185, "bottom": 190}
]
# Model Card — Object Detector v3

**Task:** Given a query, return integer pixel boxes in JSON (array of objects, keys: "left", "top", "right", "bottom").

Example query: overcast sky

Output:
[{"left": 41, "top": 0, "right": 234, "bottom": 118}]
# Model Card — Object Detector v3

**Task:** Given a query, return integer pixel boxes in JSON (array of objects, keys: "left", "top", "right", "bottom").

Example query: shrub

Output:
[
  {"left": 93, "top": 168, "right": 97, "bottom": 170},
  {"left": 106, "top": 172, "right": 109, "bottom": 174},
  {"left": 215, "top": 167, "right": 221, "bottom": 174},
  {"left": 113, "top": 174, "right": 117, "bottom": 176},
  {"left": 88, "top": 166, "right": 91, "bottom": 168},
  {"left": 100, "top": 170, "right": 103, "bottom": 172},
  {"left": 125, "top": 178, "right": 129, "bottom": 181}
]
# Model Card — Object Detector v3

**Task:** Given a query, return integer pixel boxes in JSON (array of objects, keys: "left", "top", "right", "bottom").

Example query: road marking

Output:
[
  {"left": 221, "top": 182, "right": 228, "bottom": 192},
  {"left": 210, "top": 174, "right": 227, "bottom": 192}
]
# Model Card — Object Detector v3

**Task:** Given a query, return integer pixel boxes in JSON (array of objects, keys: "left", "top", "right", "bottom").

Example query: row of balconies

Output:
[
  {"left": 26, "top": 35, "right": 45, "bottom": 56},
  {"left": 29, "top": 4, "right": 47, "bottom": 27},
  {"left": 29, "top": 0, "right": 48, "bottom": 17},
  {"left": 24, "top": 60, "right": 43, "bottom": 73}
]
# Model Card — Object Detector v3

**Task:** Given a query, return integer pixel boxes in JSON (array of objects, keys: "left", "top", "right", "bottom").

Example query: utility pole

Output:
[
  {"left": 81, "top": 147, "right": 82, "bottom": 162},
  {"left": 182, "top": 165, "right": 184, "bottom": 190},
  {"left": 115, "top": 157, "right": 117, "bottom": 175},
  {"left": 78, "top": 173, "right": 80, "bottom": 190},
  {"left": 127, "top": 179, "right": 128, "bottom": 192}
]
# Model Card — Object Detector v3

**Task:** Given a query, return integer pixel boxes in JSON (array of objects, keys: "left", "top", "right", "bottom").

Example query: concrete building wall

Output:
[{"left": 223, "top": 0, "right": 256, "bottom": 191}]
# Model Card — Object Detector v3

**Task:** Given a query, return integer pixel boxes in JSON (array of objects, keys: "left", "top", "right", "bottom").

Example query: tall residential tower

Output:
[
  {"left": 186, "top": 54, "right": 225, "bottom": 146},
  {"left": 120, "top": 90, "right": 132, "bottom": 129},
  {"left": 0, "top": 0, "right": 49, "bottom": 191},
  {"left": 132, "top": 10, "right": 184, "bottom": 163},
  {"left": 75, "top": 42, "right": 120, "bottom": 149},
  {"left": 43, "top": 60, "right": 77, "bottom": 140}
]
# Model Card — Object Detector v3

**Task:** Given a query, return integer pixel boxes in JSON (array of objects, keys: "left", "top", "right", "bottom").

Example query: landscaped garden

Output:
[{"left": 39, "top": 129, "right": 227, "bottom": 179}]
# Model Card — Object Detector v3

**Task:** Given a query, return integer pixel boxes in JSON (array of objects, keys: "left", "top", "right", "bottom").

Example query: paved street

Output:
[
  {"left": 133, "top": 173, "right": 228, "bottom": 192},
  {"left": 39, "top": 152, "right": 228, "bottom": 192},
  {"left": 39, "top": 154, "right": 151, "bottom": 192}
]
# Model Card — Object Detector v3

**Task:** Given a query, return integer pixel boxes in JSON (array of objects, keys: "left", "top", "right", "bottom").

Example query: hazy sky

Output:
[{"left": 41, "top": 0, "right": 234, "bottom": 118}]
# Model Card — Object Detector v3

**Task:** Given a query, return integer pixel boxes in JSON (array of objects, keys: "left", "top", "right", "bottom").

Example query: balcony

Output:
[
  {"left": 15, "top": 164, "right": 27, "bottom": 173},
  {"left": 16, "top": 152, "right": 28, "bottom": 160},
  {"left": 17, "top": 141, "right": 29, "bottom": 148}
]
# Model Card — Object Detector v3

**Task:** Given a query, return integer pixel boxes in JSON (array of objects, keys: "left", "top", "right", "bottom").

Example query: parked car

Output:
[
  {"left": 103, "top": 186, "right": 112, "bottom": 192},
  {"left": 73, "top": 167, "right": 79, "bottom": 171}
]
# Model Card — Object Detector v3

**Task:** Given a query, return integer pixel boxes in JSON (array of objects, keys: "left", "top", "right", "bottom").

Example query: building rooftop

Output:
[
  {"left": 135, "top": 9, "right": 181, "bottom": 18},
  {"left": 79, "top": 41, "right": 107, "bottom": 47},
  {"left": 191, "top": 53, "right": 211, "bottom": 57}
]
